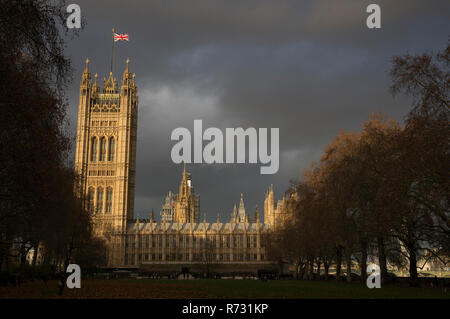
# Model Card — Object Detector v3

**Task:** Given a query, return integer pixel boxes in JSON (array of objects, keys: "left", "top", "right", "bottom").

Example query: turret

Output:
[
  {"left": 231, "top": 204, "right": 237, "bottom": 223},
  {"left": 264, "top": 184, "right": 274, "bottom": 226},
  {"left": 92, "top": 73, "right": 100, "bottom": 94},
  {"left": 238, "top": 193, "right": 246, "bottom": 223},
  {"left": 122, "top": 58, "right": 132, "bottom": 86},
  {"left": 103, "top": 72, "right": 118, "bottom": 93},
  {"left": 179, "top": 163, "right": 189, "bottom": 197},
  {"left": 81, "top": 58, "right": 91, "bottom": 86}
]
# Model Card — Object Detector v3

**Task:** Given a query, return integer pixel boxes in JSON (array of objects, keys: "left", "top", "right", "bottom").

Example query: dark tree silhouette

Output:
[{"left": 0, "top": 0, "right": 104, "bottom": 275}]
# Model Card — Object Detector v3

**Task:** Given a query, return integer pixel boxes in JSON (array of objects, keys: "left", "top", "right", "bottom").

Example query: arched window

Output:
[
  {"left": 87, "top": 187, "right": 95, "bottom": 212},
  {"left": 100, "top": 137, "right": 106, "bottom": 161},
  {"left": 108, "top": 137, "right": 115, "bottom": 162},
  {"left": 90, "top": 138, "right": 97, "bottom": 162},
  {"left": 97, "top": 187, "right": 103, "bottom": 213},
  {"left": 105, "top": 187, "right": 113, "bottom": 213}
]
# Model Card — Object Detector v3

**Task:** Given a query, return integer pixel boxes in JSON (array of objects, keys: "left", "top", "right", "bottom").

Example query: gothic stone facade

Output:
[{"left": 74, "top": 59, "right": 287, "bottom": 268}]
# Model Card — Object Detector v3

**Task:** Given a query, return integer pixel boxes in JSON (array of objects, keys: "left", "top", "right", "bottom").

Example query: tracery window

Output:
[
  {"left": 87, "top": 187, "right": 95, "bottom": 212},
  {"left": 100, "top": 137, "right": 106, "bottom": 161},
  {"left": 97, "top": 187, "right": 103, "bottom": 213},
  {"left": 108, "top": 137, "right": 115, "bottom": 161},
  {"left": 90, "top": 137, "right": 98, "bottom": 162},
  {"left": 105, "top": 187, "right": 112, "bottom": 213}
]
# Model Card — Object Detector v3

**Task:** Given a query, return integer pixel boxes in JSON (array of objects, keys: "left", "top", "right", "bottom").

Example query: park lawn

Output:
[{"left": 0, "top": 279, "right": 448, "bottom": 299}]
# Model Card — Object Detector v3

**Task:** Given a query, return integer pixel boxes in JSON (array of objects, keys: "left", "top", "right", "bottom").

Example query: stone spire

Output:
[
  {"left": 103, "top": 71, "right": 118, "bottom": 93},
  {"left": 83, "top": 58, "right": 90, "bottom": 73},
  {"left": 122, "top": 58, "right": 132, "bottom": 85},
  {"left": 92, "top": 73, "right": 99, "bottom": 93},
  {"left": 254, "top": 205, "right": 259, "bottom": 222},
  {"left": 179, "top": 163, "right": 190, "bottom": 198},
  {"left": 203, "top": 213, "right": 207, "bottom": 230},
  {"left": 231, "top": 204, "right": 237, "bottom": 223},
  {"left": 81, "top": 58, "right": 91, "bottom": 84},
  {"left": 264, "top": 184, "right": 275, "bottom": 227},
  {"left": 238, "top": 193, "right": 246, "bottom": 222}
]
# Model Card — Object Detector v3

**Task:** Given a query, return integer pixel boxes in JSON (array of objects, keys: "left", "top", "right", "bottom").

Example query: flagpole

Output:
[{"left": 110, "top": 28, "right": 115, "bottom": 74}]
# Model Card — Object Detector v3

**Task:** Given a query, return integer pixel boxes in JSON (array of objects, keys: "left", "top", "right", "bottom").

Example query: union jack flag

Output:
[{"left": 114, "top": 33, "right": 129, "bottom": 42}]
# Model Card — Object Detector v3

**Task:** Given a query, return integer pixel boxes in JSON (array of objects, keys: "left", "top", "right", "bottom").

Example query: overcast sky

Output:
[{"left": 64, "top": 0, "right": 449, "bottom": 221}]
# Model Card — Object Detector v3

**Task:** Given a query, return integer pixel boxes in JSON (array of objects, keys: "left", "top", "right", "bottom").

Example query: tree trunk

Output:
[
  {"left": 2, "top": 236, "right": 13, "bottom": 271},
  {"left": 308, "top": 258, "right": 314, "bottom": 280},
  {"left": 317, "top": 259, "right": 322, "bottom": 280},
  {"left": 32, "top": 241, "right": 39, "bottom": 266},
  {"left": 409, "top": 247, "right": 419, "bottom": 287},
  {"left": 360, "top": 240, "right": 368, "bottom": 284},
  {"left": 324, "top": 261, "right": 330, "bottom": 281},
  {"left": 377, "top": 236, "right": 387, "bottom": 284},
  {"left": 336, "top": 248, "right": 342, "bottom": 281},
  {"left": 346, "top": 253, "right": 352, "bottom": 282},
  {"left": 20, "top": 245, "right": 27, "bottom": 266},
  {"left": 300, "top": 263, "right": 307, "bottom": 280}
]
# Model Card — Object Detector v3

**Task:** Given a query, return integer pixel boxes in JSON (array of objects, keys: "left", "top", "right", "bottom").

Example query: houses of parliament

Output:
[{"left": 74, "top": 59, "right": 291, "bottom": 269}]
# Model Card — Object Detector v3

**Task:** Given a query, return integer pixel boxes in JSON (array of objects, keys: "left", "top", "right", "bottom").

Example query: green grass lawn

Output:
[{"left": 0, "top": 279, "right": 448, "bottom": 299}]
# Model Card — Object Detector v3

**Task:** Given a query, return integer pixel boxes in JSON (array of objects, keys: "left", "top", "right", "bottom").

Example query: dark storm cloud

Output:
[{"left": 65, "top": 0, "right": 450, "bottom": 219}]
